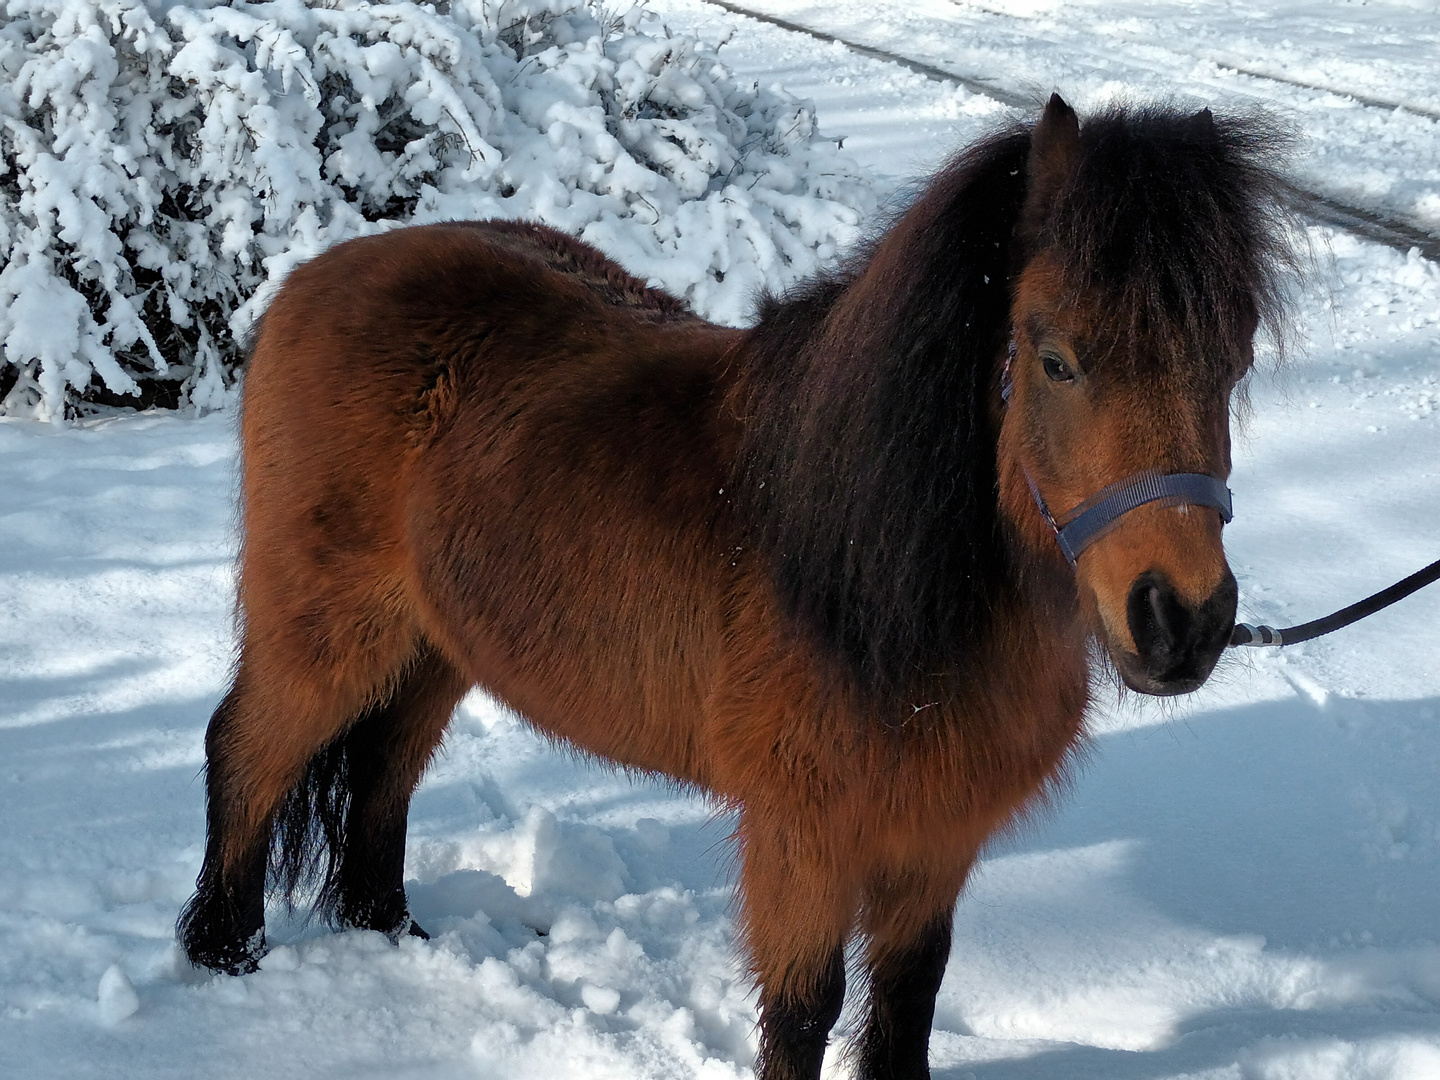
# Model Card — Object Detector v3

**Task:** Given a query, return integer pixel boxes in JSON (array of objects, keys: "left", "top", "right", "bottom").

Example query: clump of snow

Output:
[
  {"left": 0, "top": 0, "right": 872, "bottom": 421},
  {"left": 439, "top": 804, "right": 631, "bottom": 904},
  {"left": 96, "top": 964, "right": 140, "bottom": 1026}
]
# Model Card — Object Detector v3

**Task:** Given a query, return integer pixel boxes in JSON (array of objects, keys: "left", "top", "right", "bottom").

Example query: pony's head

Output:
[{"left": 999, "top": 95, "right": 1290, "bottom": 695}]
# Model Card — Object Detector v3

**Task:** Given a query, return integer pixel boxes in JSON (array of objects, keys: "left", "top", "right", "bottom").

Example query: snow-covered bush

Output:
[{"left": 0, "top": 0, "right": 872, "bottom": 420}]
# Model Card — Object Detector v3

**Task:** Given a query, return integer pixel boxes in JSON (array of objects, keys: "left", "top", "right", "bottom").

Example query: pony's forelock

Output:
[{"left": 1037, "top": 103, "right": 1298, "bottom": 380}]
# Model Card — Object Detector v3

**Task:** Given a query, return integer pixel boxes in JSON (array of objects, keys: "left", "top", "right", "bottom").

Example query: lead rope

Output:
[{"left": 1231, "top": 556, "right": 1440, "bottom": 648}]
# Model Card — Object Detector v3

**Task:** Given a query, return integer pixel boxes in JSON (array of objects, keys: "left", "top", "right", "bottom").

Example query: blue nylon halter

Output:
[{"left": 1002, "top": 335, "right": 1234, "bottom": 566}]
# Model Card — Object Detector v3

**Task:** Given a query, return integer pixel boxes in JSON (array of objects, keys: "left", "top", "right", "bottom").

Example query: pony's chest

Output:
[{"left": 862, "top": 635, "right": 1091, "bottom": 834}]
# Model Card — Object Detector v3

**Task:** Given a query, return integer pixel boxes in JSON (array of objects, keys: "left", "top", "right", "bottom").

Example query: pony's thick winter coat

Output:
[{"left": 179, "top": 96, "right": 1290, "bottom": 1080}]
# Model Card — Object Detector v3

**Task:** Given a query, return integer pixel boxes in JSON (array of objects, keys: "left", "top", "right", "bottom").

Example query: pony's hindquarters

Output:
[
  {"left": 180, "top": 233, "right": 473, "bottom": 970},
  {"left": 179, "top": 222, "right": 741, "bottom": 972}
]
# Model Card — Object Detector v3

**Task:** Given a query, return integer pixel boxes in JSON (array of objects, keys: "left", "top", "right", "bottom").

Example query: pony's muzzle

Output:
[{"left": 1118, "top": 568, "right": 1237, "bottom": 695}]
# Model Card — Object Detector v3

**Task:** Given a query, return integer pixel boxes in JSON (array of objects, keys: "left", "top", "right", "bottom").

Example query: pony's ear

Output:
[
  {"left": 1026, "top": 93, "right": 1080, "bottom": 212},
  {"left": 1190, "top": 106, "right": 1216, "bottom": 138}
]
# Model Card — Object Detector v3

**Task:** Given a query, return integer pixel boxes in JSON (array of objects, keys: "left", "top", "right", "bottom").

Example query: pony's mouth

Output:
[{"left": 1109, "top": 647, "right": 1219, "bottom": 696}]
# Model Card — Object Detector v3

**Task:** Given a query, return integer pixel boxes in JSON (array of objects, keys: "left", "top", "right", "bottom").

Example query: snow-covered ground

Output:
[{"left": 3, "top": 1, "right": 1440, "bottom": 1077}]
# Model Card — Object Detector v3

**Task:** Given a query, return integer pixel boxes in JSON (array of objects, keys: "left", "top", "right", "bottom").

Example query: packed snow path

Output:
[{"left": 4, "top": 2, "right": 1440, "bottom": 1078}]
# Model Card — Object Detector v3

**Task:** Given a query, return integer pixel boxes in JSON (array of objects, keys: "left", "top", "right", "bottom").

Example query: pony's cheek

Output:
[{"left": 994, "top": 392, "right": 1095, "bottom": 552}]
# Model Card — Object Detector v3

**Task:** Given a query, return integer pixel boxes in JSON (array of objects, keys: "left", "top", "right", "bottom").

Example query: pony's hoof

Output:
[
  {"left": 358, "top": 911, "right": 428, "bottom": 944},
  {"left": 340, "top": 892, "right": 423, "bottom": 943},
  {"left": 185, "top": 927, "right": 267, "bottom": 977}
]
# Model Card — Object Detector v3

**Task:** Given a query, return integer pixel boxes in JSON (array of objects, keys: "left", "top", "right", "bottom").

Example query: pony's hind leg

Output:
[
  {"left": 309, "top": 644, "right": 469, "bottom": 938},
  {"left": 178, "top": 645, "right": 403, "bottom": 973},
  {"left": 177, "top": 677, "right": 271, "bottom": 975},
  {"left": 853, "top": 870, "right": 968, "bottom": 1080}
]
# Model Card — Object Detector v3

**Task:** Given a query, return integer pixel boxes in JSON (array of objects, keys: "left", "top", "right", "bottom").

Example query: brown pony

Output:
[{"left": 180, "top": 95, "right": 1290, "bottom": 1080}]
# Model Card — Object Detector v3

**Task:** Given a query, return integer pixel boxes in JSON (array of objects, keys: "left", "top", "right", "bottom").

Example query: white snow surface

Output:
[{"left": 3, "top": 1, "right": 1440, "bottom": 1078}]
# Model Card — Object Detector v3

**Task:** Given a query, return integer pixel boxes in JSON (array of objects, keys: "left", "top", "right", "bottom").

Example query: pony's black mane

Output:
[
  {"left": 732, "top": 129, "right": 1028, "bottom": 704},
  {"left": 733, "top": 105, "right": 1291, "bottom": 703}
]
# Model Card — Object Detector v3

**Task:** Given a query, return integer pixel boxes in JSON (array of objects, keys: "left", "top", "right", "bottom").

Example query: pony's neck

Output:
[{"left": 732, "top": 129, "right": 1052, "bottom": 704}]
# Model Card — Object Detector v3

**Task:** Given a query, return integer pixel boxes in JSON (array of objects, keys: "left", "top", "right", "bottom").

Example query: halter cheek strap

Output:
[{"left": 1002, "top": 335, "right": 1234, "bottom": 567}]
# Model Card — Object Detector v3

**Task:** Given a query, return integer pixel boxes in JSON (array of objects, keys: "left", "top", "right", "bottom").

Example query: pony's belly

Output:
[{"left": 403, "top": 521, "right": 728, "bottom": 788}]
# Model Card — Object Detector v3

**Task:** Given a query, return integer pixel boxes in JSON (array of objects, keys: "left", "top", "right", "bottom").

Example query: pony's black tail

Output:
[{"left": 269, "top": 728, "right": 355, "bottom": 923}]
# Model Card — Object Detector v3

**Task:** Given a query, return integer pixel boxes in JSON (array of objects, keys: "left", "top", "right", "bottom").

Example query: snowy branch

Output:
[{"left": 0, "top": 0, "right": 872, "bottom": 420}]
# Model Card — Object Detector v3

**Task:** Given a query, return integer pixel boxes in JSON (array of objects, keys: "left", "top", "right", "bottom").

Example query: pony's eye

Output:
[{"left": 1041, "top": 352, "right": 1075, "bottom": 383}]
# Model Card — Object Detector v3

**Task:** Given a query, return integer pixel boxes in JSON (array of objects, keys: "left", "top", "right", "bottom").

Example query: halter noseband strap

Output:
[
  {"left": 1002, "top": 335, "right": 1234, "bottom": 567},
  {"left": 1027, "top": 470, "right": 1233, "bottom": 566}
]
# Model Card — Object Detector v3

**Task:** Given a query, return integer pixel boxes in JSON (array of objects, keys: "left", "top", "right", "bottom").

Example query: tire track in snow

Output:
[
  {"left": 955, "top": 0, "right": 1440, "bottom": 122},
  {"left": 700, "top": 0, "right": 1440, "bottom": 262},
  {"left": 702, "top": 0, "right": 1032, "bottom": 109},
  {"left": 1187, "top": 62, "right": 1440, "bottom": 124}
]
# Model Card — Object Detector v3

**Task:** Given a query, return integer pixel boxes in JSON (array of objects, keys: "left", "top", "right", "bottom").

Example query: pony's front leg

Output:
[
  {"left": 755, "top": 944, "right": 846, "bottom": 1080},
  {"left": 737, "top": 812, "right": 856, "bottom": 1080},
  {"left": 854, "top": 869, "right": 971, "bottom": 1080}
]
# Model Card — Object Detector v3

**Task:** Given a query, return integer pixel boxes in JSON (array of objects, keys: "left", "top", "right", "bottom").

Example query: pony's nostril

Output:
[
  {"left": 1114, "top": 567, "right": 1237, "bottom": 696},
  {"left": 1127, "top": 571, "right": 1190, "bottom": 663},
  {"left": 1121, "top": 569, "right": 1236, "bottom": 693},
  {"left": 1147, "top": 585, "right": 1174, "bottom": 649}
]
